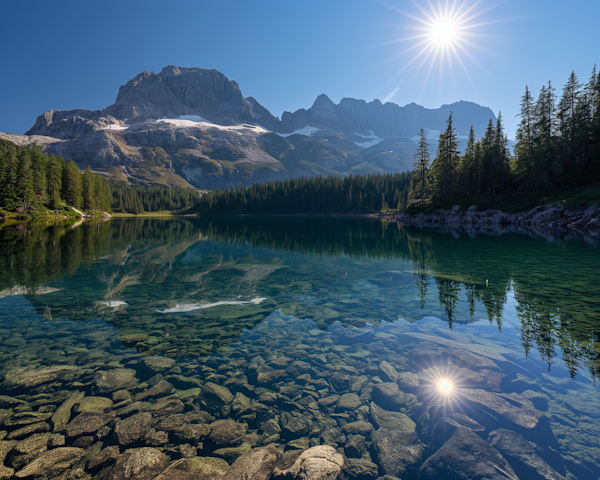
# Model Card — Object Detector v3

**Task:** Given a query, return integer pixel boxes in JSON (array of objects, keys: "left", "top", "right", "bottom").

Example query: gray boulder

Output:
[{"left": 65, "top": 412, "right": 114, "bottom": 437}]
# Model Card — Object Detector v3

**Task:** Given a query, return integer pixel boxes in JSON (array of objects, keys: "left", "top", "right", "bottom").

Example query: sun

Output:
[
  {"left": 438, "top": 378, "right": 453, "bottom": 394},
  {"left": 380, "top": 0, "right": 506, "bottom": 92},
  {"left": 429, "top": 17, "right": 459, "bottom": 47}
]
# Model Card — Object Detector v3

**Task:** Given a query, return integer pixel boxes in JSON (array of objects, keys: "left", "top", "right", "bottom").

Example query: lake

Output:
[{"left": 0, "top": 216, "right": 598, "bottom": 479}]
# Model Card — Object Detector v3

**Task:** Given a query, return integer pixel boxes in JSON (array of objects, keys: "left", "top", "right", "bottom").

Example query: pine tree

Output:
[
  {"left": 82, "top": 166, "right": 94, "bottom": 211},
  {"left": 64, "top": 160, "right": 82, "bottom": 209},
  {"left": 431, "top": 112, "right": 460, "bottom": 201},
  {"left": 558, "top": 71, "right": 582, "bottom": 184},
  {"left": 16, "top": 150, "right": 36, "bottom": 210},
  {"left": 412, "top": 128, "right": 430, "bottom": 202},
  {"left": 515, "top": 85, "right": 535, "bottom": 183},
  {"left": 46, "top": 154, "right": 62, "bottom": 210}
]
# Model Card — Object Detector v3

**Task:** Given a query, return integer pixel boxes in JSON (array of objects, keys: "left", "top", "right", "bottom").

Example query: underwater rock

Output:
[
  {"left": 369, "top": 403, "right": 415, "bottom": 432},
  {"left": 142, "top": 356, "right": 176, "bottom": 374},
  {"left": 418, "top": 427, "right": 517, "bottom": 480},
  {"left": 282, "top": 416, "right": 313, "bottom": 438},
  {"left": 344, "top": 434, "right": 366, "bottom": 458},
  {"left": 65, "top": 412, "right": 114, "bottom": 437},
  {"left": 14, "top": 447, "right": 85, "bottom": 480},
  {"left": 208, "top": 419, "right": 248, "bottom": 447},
  {"left": 488, "top": 429, "right": 566, "bottom": 480},
  {"left": 378, "top": 362, "right": 399, "bottom": 383},
  {"left": 6, "top": 433, "right": 51, "bottom": 470},
  {"left": 6, "top": 422, "right": 50, "bottom": 440},
  {"left": 212, "top": 442, "right": 252, "bottom": 463},
  {"left": 94, "top": 368, "right": 136, "bottom": 393},
  {"left": 336, "top": 393, "right": 362, "bottom": 411},
  {"left": 75, "top": 396, "right": 113, "bottom": 413},
  {"left": 134, "top": 380, "right": 173, "bottom": 401},
  {"left": 169, "top": 455, "right": 230, "bottom": 477},
  {"left": 341, "top": 421, "right": 374, "bottom": 436},
  {"left": 199, "top": 382, "right": 234, "bottom": 412},
  {"left": 147, "top": 397, "right": 185, "bottom": 416},
  {"left": 346, "top": 458, "right": 379, "bottom": 479},
  {"left": 222, "top": 445, "right": 279, "bottom": 480},
  {"left": 372, "top": 429, "right": 425, "bottom": 478},
  {"left": 2, "top": 366, "right": 78, "bottom": 391},
  {"left": 86, "top": 444, "right": 120, "bottom": 470},
  {"left": 371, "top": 383, "right": 415, "bottom": 411},
  {"left": 272, "top": 445, "right": 348, "bottom": 480},
  {"left": 114, "top": 412, "right": 152, "bottom": 445},
  {"left": 105, "top": 447, "right": 170, "bottom": 480}
]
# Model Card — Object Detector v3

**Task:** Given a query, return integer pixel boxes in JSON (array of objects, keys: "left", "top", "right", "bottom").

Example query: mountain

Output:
[{"left": 2, "top": 66, "right": 496, "bottom": 189}]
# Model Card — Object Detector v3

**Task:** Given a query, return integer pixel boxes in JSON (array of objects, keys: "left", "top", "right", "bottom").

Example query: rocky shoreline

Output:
[{"left": 398, "top": 203, "right": 600, "bottom": 232}]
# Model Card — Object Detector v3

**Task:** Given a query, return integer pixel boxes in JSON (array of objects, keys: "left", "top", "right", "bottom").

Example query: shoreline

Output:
[{"left": 397, "top": 203, "right": 600, "bottom": 231}]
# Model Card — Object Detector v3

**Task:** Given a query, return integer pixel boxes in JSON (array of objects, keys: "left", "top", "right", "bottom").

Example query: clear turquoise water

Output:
[{"left": 0, "top": 217, "right": 598, "bottom": 478}]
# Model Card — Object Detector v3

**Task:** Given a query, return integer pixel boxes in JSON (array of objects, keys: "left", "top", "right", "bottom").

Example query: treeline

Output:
[
  {"left": 194, "top": 172, "right": 413, "bottom": 215},
  {"left": 0, "top": 139, "right": 200, "bottom": 216},
  {"left": 0, "top": 140, "right": 111, "bottom": 214},
  {"left": 109, "top": 184, "right": 199, "bottom": 214},
  {"left": 410, "top": 65, "right": 600, "bottom": 206}
]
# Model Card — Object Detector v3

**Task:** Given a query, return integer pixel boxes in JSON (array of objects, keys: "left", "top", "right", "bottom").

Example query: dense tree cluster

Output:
[
  {"left": 0, "top": 139, "right": 199, "bottom": 216},
  {"left": 109, "top": 184, "right": 199, "bottom": 214},
  {"left": 0, "top": 140, "right": 111, "bottom": 214},
  {"left": 194, "top": 172, "right": 413, "bottom": 215},
  {"left": 410, "top": 65, "right": 600, "bottom": 205}
]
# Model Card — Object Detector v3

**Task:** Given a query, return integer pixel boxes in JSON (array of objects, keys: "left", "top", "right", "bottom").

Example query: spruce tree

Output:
[
  {"left": 64, "top": 160, "right": 82, "bottom": 209},
  {"left": 82, "top": 166, "right": 94, "bottom": 211},
  {"left": 412, "top": 128, "right": 430, "bottom": 202},
  {"left": 46, "top": 154, "right": 62, "bottom": 210}
]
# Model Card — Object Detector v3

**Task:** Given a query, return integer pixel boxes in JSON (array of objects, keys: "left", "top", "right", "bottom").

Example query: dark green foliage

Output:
[
  {"left": 0, "top": 139, "right": 201, "bottom": 217},
  {"left": 193, "top": 172, "right": 412, "bottom": 215},
  {"left": 410, "top": 65, "right": 600, "bottom": 211}
]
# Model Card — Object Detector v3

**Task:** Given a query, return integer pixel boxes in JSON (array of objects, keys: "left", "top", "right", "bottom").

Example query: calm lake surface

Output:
[{"left": 0, "top": 217, "right": 599, "bottom": 479}]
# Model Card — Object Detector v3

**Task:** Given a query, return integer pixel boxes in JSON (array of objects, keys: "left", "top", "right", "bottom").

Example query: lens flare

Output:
[{"left": 439, "top": 378, "right": 453, "bottom": 394}]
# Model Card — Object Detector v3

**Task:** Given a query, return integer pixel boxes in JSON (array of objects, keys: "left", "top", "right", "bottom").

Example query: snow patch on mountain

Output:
[{"left": 277, "top": 125, "right": 320, "bottom": 137}]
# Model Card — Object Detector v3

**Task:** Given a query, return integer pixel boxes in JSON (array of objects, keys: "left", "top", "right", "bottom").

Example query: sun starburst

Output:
[{"left": 379, "top": 0, "right": 507, "bottom": 96}]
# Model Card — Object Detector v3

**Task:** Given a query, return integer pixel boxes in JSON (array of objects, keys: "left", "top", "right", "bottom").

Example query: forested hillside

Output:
[
  {"left": 0, "top": 140, "right": 199, "bottom": 219},
  {"left": 193, "top": 172, "right": 413, "bottom": 215},
  {"left": 409, "top": 65, "right": 600, "bottom": 211}
]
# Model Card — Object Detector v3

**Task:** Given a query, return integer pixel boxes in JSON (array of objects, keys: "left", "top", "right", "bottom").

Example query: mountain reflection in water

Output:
[
  {"left": 1, "top": 216, "right": 599, "bottom": 479},
  {"left": 1, "top": 217, "right": 598, "bottom": 382}
]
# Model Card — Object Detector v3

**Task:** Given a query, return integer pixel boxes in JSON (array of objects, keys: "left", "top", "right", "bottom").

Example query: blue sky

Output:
[{"left": 1, "top": 0, "right": 598, "bottom": 138}]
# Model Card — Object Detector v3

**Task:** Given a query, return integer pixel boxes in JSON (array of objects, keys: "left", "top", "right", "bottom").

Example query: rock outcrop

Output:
[{"left": 399, "top": 204, "right": 600, "bottom": 233}]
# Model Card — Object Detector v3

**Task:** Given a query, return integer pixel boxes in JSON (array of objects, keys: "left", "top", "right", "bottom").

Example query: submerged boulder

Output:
[
  {"left": 419, "top": 427, "right": 517, "bottom": 480},
  {"left": 272, "top": 445, "right": 348, "bottom": 479}
]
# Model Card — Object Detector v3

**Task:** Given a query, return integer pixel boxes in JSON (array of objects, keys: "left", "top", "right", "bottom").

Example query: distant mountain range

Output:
[{"left": 0, "top": 66, "right": 496, "bottom": 189}]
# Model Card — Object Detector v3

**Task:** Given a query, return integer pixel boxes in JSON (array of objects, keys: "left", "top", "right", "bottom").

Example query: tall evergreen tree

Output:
[
  {"left": 46, "top": 154, "right": 63, "bottom": 210},
  {"left": 431, "top": 112, "right": 460, "bottom": 200},
  {"left": 412, "top": 128, "right": 430, "bottom": 202}
]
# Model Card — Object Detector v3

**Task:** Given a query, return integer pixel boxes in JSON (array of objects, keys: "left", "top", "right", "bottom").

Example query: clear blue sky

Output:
[{"left": 1, "top": 0, "right": 598, "bottom": 138}]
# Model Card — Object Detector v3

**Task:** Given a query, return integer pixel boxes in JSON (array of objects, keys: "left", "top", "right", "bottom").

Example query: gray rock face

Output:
[
  {"left": 281, "top": 96, "right": 495, "bottom": 140},
  {"left": 13, "top": 65, "right": 497, "bottom": 190},
  {"left": 419, "top": 427, "right": 517, "bottom": 480},
  {"left": 272, "top": 445, "right": 348, "bottom": 480}
]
